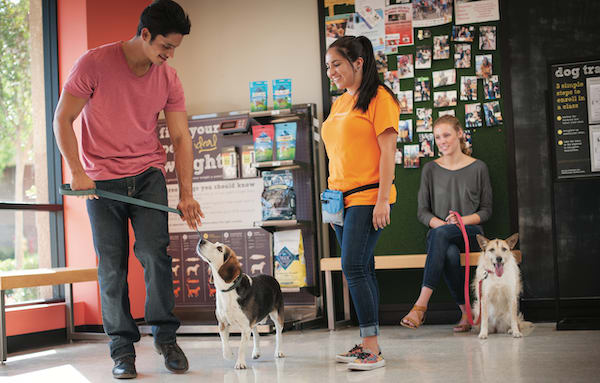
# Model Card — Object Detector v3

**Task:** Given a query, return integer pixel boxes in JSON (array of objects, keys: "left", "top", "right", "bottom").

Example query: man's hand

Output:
[
  {"left": 71, "top": 172, "right": 98, "bottom": 200},
  {"left": 177, "top": 195, "right": 204, "bottom": 231}
]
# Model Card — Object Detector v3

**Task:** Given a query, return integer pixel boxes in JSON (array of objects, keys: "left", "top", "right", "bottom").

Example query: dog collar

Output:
[{"left": 221, "top": 273, "right": 244, "bottom": 292}]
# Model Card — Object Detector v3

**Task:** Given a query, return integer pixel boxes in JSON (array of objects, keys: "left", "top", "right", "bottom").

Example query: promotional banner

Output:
[
  {"left": 550, "top": 60, "right": 600, "bottom": 178},
  {"left": 170, "top": 229, "right": 272, "bottom": 307},
  {"left": 159, "top": 116, "right": 271, "bottom": 307}
]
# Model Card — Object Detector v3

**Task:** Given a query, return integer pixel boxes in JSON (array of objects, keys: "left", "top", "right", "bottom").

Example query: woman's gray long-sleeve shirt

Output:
[{"left": 417, "top": 159, "right": 493, "bottom": 228}]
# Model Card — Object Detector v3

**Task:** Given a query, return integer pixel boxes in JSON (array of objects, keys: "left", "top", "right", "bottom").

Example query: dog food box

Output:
[
  {"left": 252, "top": 125, "right": 275, "bottom": 162},
  {"left": 241, "top": 144, "right": 258, "bottom": 178},
  {"left": 273, "top": 229, "right": 307, "bottom": 288},
  {"left": 221, "top": 146, "right": 239, "bottom": 179},
  {"left": 272, "top": 78, "right": 292, "bottom": 110},
  {"left": 250, "top": 80, "right": 268, "bottom": 112},
  {"left": 275, "top": 122, "right": 297, "bottom": 161}
]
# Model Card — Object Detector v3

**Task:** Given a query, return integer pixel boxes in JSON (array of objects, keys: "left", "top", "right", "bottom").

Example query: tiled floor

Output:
[{"left": 1, "top": 323, "right": 599, "bottom": 382}]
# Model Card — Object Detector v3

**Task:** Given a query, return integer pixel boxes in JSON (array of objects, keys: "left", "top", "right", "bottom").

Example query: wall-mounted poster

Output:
[
  {"left": 384, "top": 70, "right": 400, "bottom": 95},
  {"left": 433, "top": 35, "right": 450, "bottom": 60},
  {"left": 325, "top": 13, "right": 352, "bottom": 47},
  {"left": 455, "top": 0, "right": 499, "bottom": 26},
  {"left": 412, "top": 0, "right": 453, "bottom": 28},
  {"left": 465, "top": 103, "right": 483, "bottom": 128},
  {"left": 398, "top": 119, "right": 413, "bottom": 143},
  {"left": 384, "top": 3, "right": 413, "bottom": 54},
  {"left": 476, "top": 54, "right": 493, "bottom": 79},
  {"left": 550, "top": 60, "right": 600, "bottom": 178},
  {"left": 398, "top": 90, "right": 414, "bottom": 114},
  {"left": 433, "top": 90, "right": 457, "bottom": 108},
  {"left": 460, "top": 76, "right": 478, "bottom": 101},
  {"left": 414, "top": 76, "right": 431, "bottom": 102},
  {"left": 397, "top": 54, "right": 414, "bottom": 79},
  {"left": 479, "top": 26, "right": 497, "bottom": 50},
  {"left": 415, "top": 46, "right": 432, "bottom": 69},
  {"left": 483, "top": 101, "right": 503, "bottom": 126}
]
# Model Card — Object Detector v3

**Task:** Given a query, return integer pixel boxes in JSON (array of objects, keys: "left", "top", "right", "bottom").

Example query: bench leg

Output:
[
  {"left": 325, "top": 270, "right": 335, "bottom": 330},
  {"left": 0, "top": 291, "right": 5, "bottom": 363},
  {"left": 65, "top": 283, "right": 74, "bottom": 343}
]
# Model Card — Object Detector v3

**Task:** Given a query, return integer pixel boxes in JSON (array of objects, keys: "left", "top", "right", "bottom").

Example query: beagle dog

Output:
[{"left": 196, "top": 238, "right": 285, "bottom": 369}]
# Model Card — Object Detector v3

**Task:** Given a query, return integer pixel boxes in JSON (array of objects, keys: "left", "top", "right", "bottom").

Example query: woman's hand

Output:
[
  {"left": 372, "top": 200, "right": 390, "bottom": 230},
  {"left": 445, "top": 213, "right": 458, "bottom": 225}
]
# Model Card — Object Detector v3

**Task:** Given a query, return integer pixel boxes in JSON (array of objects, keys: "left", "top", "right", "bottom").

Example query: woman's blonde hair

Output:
[{"left": 433, "top": 115, "right": 471, "bottom": 155}]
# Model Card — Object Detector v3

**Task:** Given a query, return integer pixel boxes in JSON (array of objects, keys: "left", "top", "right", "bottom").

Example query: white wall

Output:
[{"left": 171, "top": 0, "right": 323, "bottom": 120}]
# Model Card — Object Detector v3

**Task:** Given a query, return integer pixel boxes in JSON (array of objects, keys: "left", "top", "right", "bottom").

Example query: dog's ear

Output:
[
  {"left": 476, "top": 234, "right": 490, "bottom": 251},
  {"left": 505, "top": 233, "right": 519, "bottom": 250},
  {"left": 218, "top": 247, "right": 241, "bottom": 283}
]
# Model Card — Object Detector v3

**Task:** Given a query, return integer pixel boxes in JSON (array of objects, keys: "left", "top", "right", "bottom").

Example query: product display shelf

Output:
[
  {"left": 252, "top": 160, "right": 309, "bottom": 170},
  {"left": 170, "top": 104, "right": 326, "bottom": 332}
]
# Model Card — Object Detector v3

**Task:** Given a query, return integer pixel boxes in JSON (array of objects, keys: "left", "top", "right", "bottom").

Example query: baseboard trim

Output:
[{"left": 377, "top": 297, "right": 600, "bottom": 325}]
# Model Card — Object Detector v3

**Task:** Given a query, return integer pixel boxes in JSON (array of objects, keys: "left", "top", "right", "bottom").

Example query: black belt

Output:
[{"left": 343, "top": 183, "right": 380, "bottom": 198}]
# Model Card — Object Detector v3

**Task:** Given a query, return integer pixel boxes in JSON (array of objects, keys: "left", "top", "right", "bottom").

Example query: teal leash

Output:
[{"left": 60, "top": 184, "right": 182, "bottom": 216}]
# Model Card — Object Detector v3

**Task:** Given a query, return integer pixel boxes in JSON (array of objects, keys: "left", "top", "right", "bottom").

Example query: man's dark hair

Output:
[{"left": 137, "top": 0, "right": 191, "bottom": 41}]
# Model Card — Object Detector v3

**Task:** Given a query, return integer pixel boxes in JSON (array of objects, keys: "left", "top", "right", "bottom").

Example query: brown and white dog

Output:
[
  {"left": 196, "top": 238, "right": 285, "bottom": 369},
  {"left": 472, "top": 233, "right": 531, "bottom": 339}
]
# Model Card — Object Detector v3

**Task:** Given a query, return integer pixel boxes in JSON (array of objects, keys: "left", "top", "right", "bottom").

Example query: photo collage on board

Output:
[{"left": 325, "top": 0, "right": 503, "bottom": 167}]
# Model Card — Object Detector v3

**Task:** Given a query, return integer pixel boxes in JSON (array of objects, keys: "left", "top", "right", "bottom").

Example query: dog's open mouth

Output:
[{"left": 493, "top": 262, "right": 504, "bottom": 277}]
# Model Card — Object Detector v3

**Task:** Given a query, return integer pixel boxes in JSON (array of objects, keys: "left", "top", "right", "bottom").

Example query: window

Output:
[{"left": 0, "top": 0, "right": 63, "bottom": 304}]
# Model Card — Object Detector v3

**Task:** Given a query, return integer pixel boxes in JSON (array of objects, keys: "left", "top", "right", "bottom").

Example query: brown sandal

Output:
[
  {"left": 453, "top": 313, "right": 472, "bottom": 333},
  {"left": 400, "top": 305, "right": 427, "bottom": 329}
]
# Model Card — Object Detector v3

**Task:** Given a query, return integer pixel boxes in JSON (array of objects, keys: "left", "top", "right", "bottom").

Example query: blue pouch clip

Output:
[{"left": 320, "top": 189, "right": 344, "bottom": 226}]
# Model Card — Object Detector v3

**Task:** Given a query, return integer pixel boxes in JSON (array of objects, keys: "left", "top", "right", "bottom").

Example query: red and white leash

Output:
[{"left": 450, "top": 210, "right": 484, "bottom": 326}]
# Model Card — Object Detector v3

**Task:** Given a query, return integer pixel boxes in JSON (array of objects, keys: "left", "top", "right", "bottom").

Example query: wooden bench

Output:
[
  {"left": 0, "top": 267, "right": 103, "bottom": 363},
  {"left": 320, "top": 251, "right": 522, "bottom": 330}
]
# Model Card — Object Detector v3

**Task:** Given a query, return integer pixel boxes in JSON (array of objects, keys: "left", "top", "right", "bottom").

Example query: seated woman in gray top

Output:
[{"left": 400, "top": 115, "right": 492, "bottom": 332}]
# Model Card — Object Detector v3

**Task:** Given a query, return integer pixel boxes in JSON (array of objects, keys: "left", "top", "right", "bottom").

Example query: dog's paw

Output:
[
  {"left": 223, "top": 350, "right": 235, "bottom": 360},
  {"left": 275, "top": 351, "right": 285, "bottom": 358},
  {"left": 478, "top": 333, "right": 488, "bottom": 340},
  {"left": 234, "top": 360, "right": 247, "bottom": 369},
  {"left": 512, "top": 331, "right": 523, "bottom": 338},
  {"left": 252, "top": 351, "right": 261, "bottom": 360}
]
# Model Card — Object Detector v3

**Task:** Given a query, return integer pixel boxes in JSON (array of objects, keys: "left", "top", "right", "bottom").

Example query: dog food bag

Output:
[
  {"left": 252, "top": 125, "right": 275, "bottom": 162},
  {"left": 241, "top": 144, "right": 258, "bottom": 178},
  {"left": 221, "top": 146, "right": 239, "bottom": 179},
  {"left": 275, "top": 122, "right": 297, "bottom": 161},
  {"left": 273, "top": 229, "right": 307, "bottom": 288},
  {"left": 272, "top": 78, "right": 292, "bottom": 110},
  {"left": 250, "top": 80, "right": 268, "bottom": 112},
  {"left": 261, "top": 170, "right": 296, "bottom": 221}
]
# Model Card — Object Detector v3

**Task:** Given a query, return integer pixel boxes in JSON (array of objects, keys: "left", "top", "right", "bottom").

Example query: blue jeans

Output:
[
  {"left": 86, "top": 167, "right": 179, "bottom": 360},
  {"left": 333, "top": 205, "right": 386, "bottom": 338},
  {"left": 422, "top": 224, "right": 483, "bottom": 305}
]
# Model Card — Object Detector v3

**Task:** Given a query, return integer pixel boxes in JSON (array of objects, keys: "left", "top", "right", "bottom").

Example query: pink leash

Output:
[{"left": 450, "top": 211, "right": 481, "bottom": 326}]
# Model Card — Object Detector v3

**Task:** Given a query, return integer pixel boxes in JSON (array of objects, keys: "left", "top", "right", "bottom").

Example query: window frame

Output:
[{"left": 0, "top": 0, "right": 65, "bottom": 302}]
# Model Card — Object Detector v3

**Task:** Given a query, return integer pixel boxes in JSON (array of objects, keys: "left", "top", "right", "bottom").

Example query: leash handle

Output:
[
  {"left": 450, "top": 210, "right": 478, "bottom": 326},
  {"left": 60, "top": 184, "right": 182, "bottom": 216}
]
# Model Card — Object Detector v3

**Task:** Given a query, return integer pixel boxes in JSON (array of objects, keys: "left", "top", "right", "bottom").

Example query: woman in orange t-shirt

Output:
[{"left": 322, "top": 36, "right": 399, "bottom": 371}]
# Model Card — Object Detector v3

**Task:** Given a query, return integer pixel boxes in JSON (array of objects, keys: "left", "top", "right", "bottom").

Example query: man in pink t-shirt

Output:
[{"left": 53, "top": 0, "right": 200, "bottom": 379}]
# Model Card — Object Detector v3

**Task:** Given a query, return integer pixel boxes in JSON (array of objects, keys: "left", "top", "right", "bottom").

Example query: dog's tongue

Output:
[{"left": 494, "top": 263, "right": 504, "bottom": 277}]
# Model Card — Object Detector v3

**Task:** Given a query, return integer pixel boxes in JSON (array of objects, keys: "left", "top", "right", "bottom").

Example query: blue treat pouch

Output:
[{"left": 320, "top": 189, "right": 344, "bottom": 226}]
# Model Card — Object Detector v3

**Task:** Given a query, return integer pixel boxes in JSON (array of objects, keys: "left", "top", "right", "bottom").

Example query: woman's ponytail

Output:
[{"left": 328, "top": 36, "right": 397, "bottom": 112}]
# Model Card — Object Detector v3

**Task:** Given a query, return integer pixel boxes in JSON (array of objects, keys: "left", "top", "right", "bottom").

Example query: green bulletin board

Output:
[{"left": 321, "top": 0, "right": 513, "bottom": 259}]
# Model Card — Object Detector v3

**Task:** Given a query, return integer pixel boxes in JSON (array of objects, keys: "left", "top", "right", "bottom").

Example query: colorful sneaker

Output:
[
  {"left": 347, "top": 351, "right": 385, "bottom": 371},
  {"left": 335, "top": 344, "right": 364, "bottom": 363}
]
